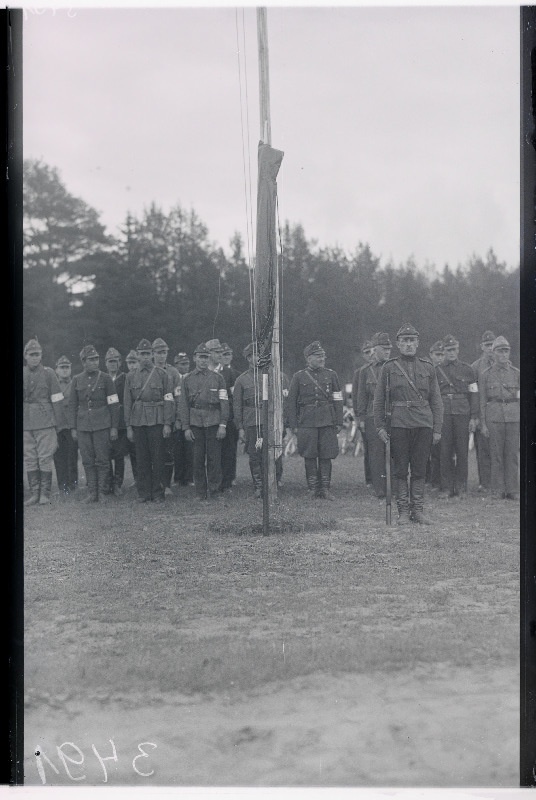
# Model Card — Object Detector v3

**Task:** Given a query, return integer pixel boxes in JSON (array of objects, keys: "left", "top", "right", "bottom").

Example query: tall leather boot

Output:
[
  {"left": 410, "top": 477, "right": 431, "bottom": 525},
  {"left": 318, "top": 459, "right": 334, "bottom": 500},
  {"left": 250, "top": 460, "right": 263, "bottom": 499},
  {"left": 38, "top": 471, "right": 53, "bottom": 505},
  {"left": 83, "top": 466, "right": 99, "bottom": 503},
  {"left": 24, "top": 470, "right": 41, "bottom": 506},
  {"left": 97, "top": 464, "right": 112, "bottom": 499},
  {"left": 163, "top": 463, "right": 174, "bottom": 496},
  {"left": 396, "top": 477, "right": 411, "bottom": 526},
  {"left": 304, "top": 458, "right": 319, "bottom": 496},
  {"left": 114, "top": 457, "right": 125, "bottom": 495}
]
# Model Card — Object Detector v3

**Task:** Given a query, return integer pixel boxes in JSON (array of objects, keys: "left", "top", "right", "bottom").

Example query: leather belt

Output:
[
  {"left": 444, "top": 393, "right": 466, "bottom": 399},
  {"left": 392, "top": 400, "right": 425, "bottom": 407}
]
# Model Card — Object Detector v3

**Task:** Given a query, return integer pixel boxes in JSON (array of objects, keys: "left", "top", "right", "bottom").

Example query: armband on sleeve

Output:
[
  {"left": 468, "top": 383, "right": 478, "bottom": 393},
  {"left": 219, "top": 389, "right": 228, "bottom": 400},
  {"left": 164, "top": 393, "right": 174, "bottom": 401},
  {"left": 51, "top": 392, "right": 64, "bottom": 403},
  {"left": 107, "top": 393, "right": 119, "bottom": 404}
]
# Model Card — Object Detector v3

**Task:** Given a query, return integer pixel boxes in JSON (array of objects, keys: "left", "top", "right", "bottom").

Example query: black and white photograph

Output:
[{"left": 19, "top": 3, "right": 521, "bottom": 789}]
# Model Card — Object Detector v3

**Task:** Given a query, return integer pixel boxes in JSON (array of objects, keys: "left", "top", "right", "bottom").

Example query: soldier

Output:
[
  {"left": 53, "top": 355, "right": 79, "bottom": 496},
  {"left": 124, "top": 339, "right": 174, "bottom": 503},
  {"left": 152, "top": 337, "right": 181, "bottom": 496},
  {"left": 172, "top": 352, "right": 194, "bottom": 486},
  {"left": 354, "top": 332, "right": 392, "bottom": 498},
  {"left": 479, "top": 336, "right": 519, "bottom": 500},
  {"left": 180, "top": 342, "right": 229, "bottom": 501},
  {"left": 205, "top": 338, "right": 224, "bottom": 372},
  {"left": 374, "top": 324, "right": 443, "bottom": 525},
  {"left": 23, "top": 338, "right": 65, "bottom": 506},
  {"left": 288, "top": 341, "right": 344, "bottom": 499},
  {"left": 425, "top": 341, "right": 446, "bottom": 490},
  {"left": 471, "top": 330, "right": 496, "bottom": 491},
  {"left": 124, "top": 350, "right": 139, "bottom": 482},
  {"left": 218, "top": 343, "right": 240, "bottom": 492},
  {"left": 105, "top": 347, "right": 129, "bottom": 496},
  {"left": 352, "top": 339, "right": 374, "bottom": 487},
  {"left": 69, "top": 345, "right": 120, "bottom": 503},
  {"left": 436, "top": 334, "right": 479, "bottom": 499}
]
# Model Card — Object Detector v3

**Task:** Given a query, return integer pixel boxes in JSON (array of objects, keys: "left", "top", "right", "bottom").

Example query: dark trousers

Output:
[
  {"left": 53, "top": 428, "right": 79, "bottom": 491},
  {"left": 78, "top": 429, "right": 111, "bottom": 469},
  {"left": 440, "top": 413, "right": 469, "bottom": 493},
  {"left": 364, "top": 416, "right": 386, "bottom": 497},
  {"left": 191, "top": 425, "right": 222, "bottom": 497},
  {"left": 363, "top": 431, "right": 371, "bottom": 484},
  {"left": 488, "top": 421, "right": 519, "bottom": 496},
  {"left": 221, "top": 420, "right": 239, "bottom": 489},
  {"left": 391, "top": 427, "right": 433, "bottom": 482},
  {"left": 109, "top": 429, "right": 129, "bottom": 489},
  {"left": 127, "top": 437, "right": 137, "bottom": 481},
  {"left": 245, "top": 426, "right": 283, "bottom": 487},
  {"left": 474, "top": 429, "right": 491, "bottom": 489},
  {"left": 133, "top": 424, "right": 165, "bottom": 501},
  {"left": 425, "top": 440, "right": 441, "bottom": 488},
  {"left": 173, "top": 429, "right": 193, "bottom": 484}
]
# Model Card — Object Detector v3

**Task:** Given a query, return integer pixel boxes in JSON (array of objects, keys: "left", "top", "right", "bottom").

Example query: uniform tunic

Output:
[
  {"left": 288, "top": 367, "right": 344, "bottom": 459},
  {"left": 354, "top": 359, "right": 388, "bottom": 497},
  {"left": 69, "top": 370, "right": 120, "bottom": 473},
  {"left": 471, "top": 352, "right": 495, "bottom": 489},
  {"left": 479, "top": 361, "right": 520, "bottom": 495},
  {"left": 435, "top": 359, "right": 478, "bottom": 494},
  {"left": 23, "top": 364, "right": 64, "bottom": 472}
]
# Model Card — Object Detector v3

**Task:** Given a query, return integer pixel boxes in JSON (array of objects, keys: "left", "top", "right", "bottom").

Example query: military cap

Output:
[
  {"left": 481, "top": 330, "right": 496, "bottom": 344},
  {"left": 125, "top": 350, "right": 138, "bottom": 362},
  {"left": 24, "top": 338, "right": 42, "bottom": 355},
  {"left": 220, "top": 342, "right": 232, "bottom": 354},
  {"left": 174, "top": 352, "right": 189, "bottom": 363},
  {"left": 492, "top": 335, "right": 510, "bottom": 351},
  {"left": 136, "top": 339, "right": 153, "bottom": 353},
  {"left": 205, "top": 338, "right": 223, "bottom": 351},
  {"left": 429, "top": 340, "right": 445, "bottom": 354},
  {"left": 396, "top": 323, "right": 419, "bottom": 338},
  {"left": 361, "top": 340, "right": 373, "bottom": 353},
  {"left": 56, "top": 355, "right": 71, "bottom": 367},
  {"left": 80, "top": 345, "right": 99, "bottom": 361},
  {"left": 105, "top": 347, "right": 121, "bottom": 361},
  {"left": 194, "top": 342, "right": 210, "bottom": 355},
  {"left": 152, "top": 337, "right": 168, "bottom": 351},
  {"left": 442, "top": 334, "right": 459, "bottom": 349},
  {"left": 303, "top": 341, "right": 325, "bottom": 358},
  {"left": 243, "top": 342, "right": 257, "bottom": 359},
  {"left": 371, "top": 332, "right": 392, "bottom": 348}
]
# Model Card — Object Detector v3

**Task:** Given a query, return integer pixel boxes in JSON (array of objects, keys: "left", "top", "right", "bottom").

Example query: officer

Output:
[
  {"left": 373, "top": 324, "right": 443, "bottom": 525},
  {"left": 352, "top": 339, "right": 374, "bottom": 487},
  {"left": 172, "top": 352, "right": 194, "bottom": 486},
  {"left": 436, "top": 334, "right": 479, "bottom": 499},
  {"left": 124, "top": 339, "right": 174, "bottom": 503},
  {"left": 124, "top": 350, "right": 139, "bottom": 482},
  {"left": 471, "top": 330, "right": 496, "bottom": 491},
  {"left": 479, "top": 336, "right": 519, "bottom": 500},
  {"left": 53, "top": 355, "right": 79, "bottom": 495},
  {"left": 217, "top": 342, "right": 240, "bottom": 492},
  {"left": 105, "top": 347, "right": 129, "bottom": 496},
  {"left": 354, "top": 332, "right": 392, "bottom": 498},
  {"left": 69, "top": 345, "right": 120, "bottom": 503},
  {"left": 288, "top": 341, "right": 344, "bottom": 499},
  {"left": 23, "top": 338, "right": 65, "bottom": 506},
  {"left": 179, "top": 342, "right": 229, "bottom": 501},
  {"left": 425, "top": 341, "right": 446, "bottom": 490},
  {"left": 152, "top": 337, "right": 181, "bottom": 496}
]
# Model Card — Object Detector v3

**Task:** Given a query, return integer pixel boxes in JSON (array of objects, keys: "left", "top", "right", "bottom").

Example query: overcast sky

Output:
[{"left": 23, "top": 5, "right": 519, "bottom": 271}]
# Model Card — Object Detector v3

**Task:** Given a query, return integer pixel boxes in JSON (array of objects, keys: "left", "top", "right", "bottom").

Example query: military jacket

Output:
[
  {"left": 69, "top": 370, "right": 120, "bottom": 432},
  {"left": 373, "top": 356, "right": 443, "bottom": 433},
  {"left": 354, "top": 360, "right": 385, "bottom": 422},
  {"left": 123, "top": 364, "right": 174, "bottom": 427},
  {"left": 479, "top": 362, "right": 520, "bottom": 424},
  {"left": 219, "top": 364, "right": 240, "bottom": 421},
  {"left": 471, "top": 352, "right": 495, "bottom": 377},
  {"left": 109, "top": 371, "right": 126, "bottom": 430},
  {"left": 288, "top": 367, "right": 344, "bottom": 429},
  {"left": 23, "top": 365, "right": 64, "bottom": 431},
  {"left": 54, "top": 376, "right": 73, "bottom": 431},
  {"left": 180, "top": 368, "right": 229, "bottom": 429},
  {"left": 233, "top": 369, "right": 290, "bottom": 430},
  {"left": 435, "top": 359, "right": 479, "bottom": 416},
  {"left": 159, "top": 363, "right": 181, "bottom": 426}
]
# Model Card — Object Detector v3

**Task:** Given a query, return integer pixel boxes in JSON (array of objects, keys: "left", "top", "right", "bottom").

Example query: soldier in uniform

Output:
[
  {"left": 69, "top": 345, "right": 120, "bottom": 503},
  {"left": 218, "top": 343, "right": 240, "bottom": 492},
  {"left": 124, "top": 339, "right": 174, "bottom": 503},
  {"left": 352, "top": 339, "right": 374, "bottom": 487},
  {"left": 124, "top": 350, "right": 139, "bottom": 482},
  {"left": 23, "top": 338, "right": 65, "bottom": 506},
  {"left": 354, "top": 332, "right": 392, "bottom": 498},
  {"left": 53, "top": 355, "right": 79, "bottom": 495},
  {"left": 172, "top": 352, "right": 194, "bottom": 486},
  {"left": 425, "top": 341, "right": 446, "bottom": 490},
  {"left": 471, "top": 330, "right": 496, "bottom": 491},
  {"left": 479, "top": 336, "right": 520, "bottom": 500},
  {"left": 179, "top": 342, "right": 229, "bottom": 501},
  {"left": 105, "top": 347, "right": 129, "bottom": 496},
  {"left": 435, "top": 334, "right": 479, "bottom": 499},
  {"left": 374, "top": 324, "right": 443, "bottom": 525},
  {"left": 152, "top": 338, "right": 181, "bottom": 496},
  {"left": 288, "top": 341, "right": 344, "bottom": 499}
]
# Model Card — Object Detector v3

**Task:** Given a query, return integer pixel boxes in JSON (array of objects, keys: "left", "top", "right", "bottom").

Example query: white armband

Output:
[
  {"left": 107, "top": 393, "right": 119, "bottom": 404},
  {"left": 174, "top": 386, "right": 181, "bottom": 397},
  {"left": 332, "top": 391, "right": 343, "bottom": 401},
  {"left": 218, "top": 389, "right": 228, "bottom": 400},
  {"left": 468, "top": 383, "right": 478, "bottom": 393},
  {"left": 51, "top": 392, "right": 64, "bottom": 403},
  {"left": 164, "top": 393, "right": 174, "bottom": 401},
  {"left": 283, "top": 389, "right": 289, "bottom": 398}
]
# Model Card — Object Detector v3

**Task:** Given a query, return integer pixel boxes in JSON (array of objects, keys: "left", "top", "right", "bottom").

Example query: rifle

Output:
[{"left": 385, "top": 369, "right": 392, "bottom": 526}]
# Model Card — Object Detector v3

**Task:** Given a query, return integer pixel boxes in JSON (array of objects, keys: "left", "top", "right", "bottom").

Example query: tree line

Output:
[{"left": 23, "top": 159, "right": 519, "bottom": 383}]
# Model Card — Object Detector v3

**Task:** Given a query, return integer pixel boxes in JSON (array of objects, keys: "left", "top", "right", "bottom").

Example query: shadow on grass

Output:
[{"left": 208, "top": 507, "right": 338, "bottom": 537}]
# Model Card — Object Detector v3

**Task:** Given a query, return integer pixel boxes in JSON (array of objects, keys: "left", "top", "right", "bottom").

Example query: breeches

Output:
[{"left": 24, "top": 427, "right": 58, "bottom": 472}]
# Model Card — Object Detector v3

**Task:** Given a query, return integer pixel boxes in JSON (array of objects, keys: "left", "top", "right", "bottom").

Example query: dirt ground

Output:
[{"left": 23, "top": 449, "right": 519, "bottom": 787}]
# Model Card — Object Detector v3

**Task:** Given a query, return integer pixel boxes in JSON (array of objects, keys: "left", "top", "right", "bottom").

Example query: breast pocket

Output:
[
  {"left": 243, "top": 386, "right": 256, "bottom": 403},
  {"left": 208, "top": 388, "right": 220, "bottom": 405},
  {"left": 151, "top": 385, "right": 163, "bottom": 401}
]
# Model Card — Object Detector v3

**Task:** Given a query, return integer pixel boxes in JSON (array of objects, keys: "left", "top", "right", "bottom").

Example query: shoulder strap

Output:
[
  {"left": 135, "top": 366, "right": 156, "bottom": 403},
  {"left": 305, "top": 369, "right": 331, "bottom": 400},
  {"left": 436, "top": 365, "right": 455, "bottom": 389},
  {"left": 88, "top": 370, "right": 103, "bottom": 398},
  {"left": 393, "top": 360, "right": 425, "bottom": 402}
]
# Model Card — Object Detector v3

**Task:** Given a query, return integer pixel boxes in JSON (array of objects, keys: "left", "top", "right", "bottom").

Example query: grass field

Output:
[{"left": 23, "top": 447, "right": 519, "bottom": 787}]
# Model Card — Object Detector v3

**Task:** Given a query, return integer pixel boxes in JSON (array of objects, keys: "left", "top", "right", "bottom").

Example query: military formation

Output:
[{"left": 23, "top": 325, "right": 519, "bottom": 524}]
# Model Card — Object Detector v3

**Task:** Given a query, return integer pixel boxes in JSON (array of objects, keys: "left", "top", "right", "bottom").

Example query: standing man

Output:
[
  {"left": 426, "top": 341, "right": 446, "bottom": 490},
  {"left": 436, "top": 334, "right": 479, "bottom": 499},
  {"left": 352, "top": 339, "right": 374, "bottom": 488},
  {"left": 124, "top": 349, "right": 139, "bottom": 483},
  {"left": 288, "top": 341, "right": 344, "bottom": 500},
  {"left": 354, "top": 332, "right": 392, "bottom": 498},
  {"left": 53, "top": 355, "right": 79, "bottom": 496},
  {"left": 479, "top": 336, "right": 519, "bottom": 500},
  {"left": 374, "top": 324, "right": 443, "bottom": 525},
  {"left": 218, "top": 343, "right": 240, "bottom": 493},
  {"left": 69, "top": 345, "right": 120, "bottom": 503},
  {"left": 152, "top": 337, "right": 181, "bottom": 496},
  {"left": 471, "top": 330, "right": 496, "bottom": 492},
  {"left": 172, "top": 352, "right": 194, "bottom": 486},
  {"left": 23, "top": 338, "right": 64, "bottom": 506},
  {"left": 105, "top": 347, "right": 129, "bottom": 496},
  {"left": 206, "top": 338, "right": 224, "bottom": 372},
  {"left": 180, "top": 343, "right": 229, "bottom": 501},
  {"left": 123, "top": 339, "right": 174, "bottom": 503}
]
